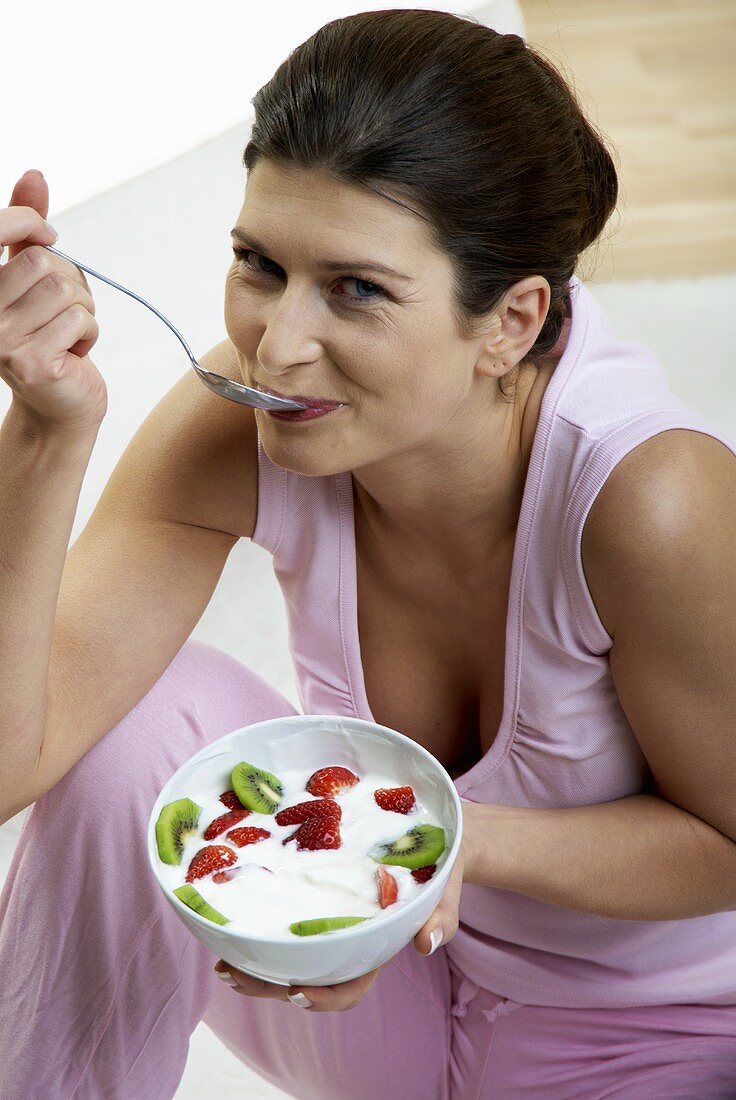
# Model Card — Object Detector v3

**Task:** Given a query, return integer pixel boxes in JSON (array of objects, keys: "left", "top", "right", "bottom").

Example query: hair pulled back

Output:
[{"left": 243, "top": 8, "right": 620, "bottom": 399}]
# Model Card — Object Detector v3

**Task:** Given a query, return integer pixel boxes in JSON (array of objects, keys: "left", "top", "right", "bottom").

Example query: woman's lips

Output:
[
  {"left": 266, "top": 405, "right": 343, "bottom": 422},
  {"left": 257, "top": 385, "right": 345, "bottom": 411}
]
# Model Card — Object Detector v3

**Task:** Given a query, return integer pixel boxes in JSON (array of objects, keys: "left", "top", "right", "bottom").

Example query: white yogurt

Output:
[{"left": 156, "top": 765, "right": 445, "bottom": 939}]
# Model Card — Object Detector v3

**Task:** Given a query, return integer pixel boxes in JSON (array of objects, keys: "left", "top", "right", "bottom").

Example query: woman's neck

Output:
[{"left": 351, "top": 360, "right": 548, "bottom": 566}]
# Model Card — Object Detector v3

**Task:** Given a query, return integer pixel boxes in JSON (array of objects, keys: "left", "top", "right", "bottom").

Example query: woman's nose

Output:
[{"left": 257, "top": 289, "right": 323, "bottom": 375}]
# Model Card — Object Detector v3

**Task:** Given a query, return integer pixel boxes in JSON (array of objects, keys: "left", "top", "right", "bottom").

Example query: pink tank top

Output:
[{"left": 252, "top": 274, "right": 736, "bottom": 1009}]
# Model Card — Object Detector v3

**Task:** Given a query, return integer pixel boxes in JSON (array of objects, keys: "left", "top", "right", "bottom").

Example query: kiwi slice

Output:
[
  {"left": 155, "top": 798, "right": 203, "bottom": 865},
  {"left": 370, "top": 824, "right": 446, "bottom": 869},
  {"left": 173, "top": 884, "right": 230, "bottom": 926},
  {"left": 289, "top": 916, "right": 370, "bottom": 936},
  {"left": 231, "top": 760, "right": 284, "bottom": 814}
]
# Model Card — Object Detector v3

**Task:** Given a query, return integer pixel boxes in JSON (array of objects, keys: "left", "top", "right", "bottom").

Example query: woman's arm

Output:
[
  {"left": 463, "top": 428, "right": 736, "bottom": 921},
  {"left": 0, "top": 341, "right": 257, "bottom": 824},
  {"left": 461, "top": 794, "right": 736, "bottom": 920}
]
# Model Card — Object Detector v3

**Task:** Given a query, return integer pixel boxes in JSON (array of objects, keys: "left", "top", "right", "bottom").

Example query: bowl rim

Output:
[{"left": 147, "top": 712, "right": 463, "bottom": 943}]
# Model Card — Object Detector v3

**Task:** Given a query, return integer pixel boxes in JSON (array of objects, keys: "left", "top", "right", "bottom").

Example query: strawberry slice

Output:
[
  {"left": 275, "top": 798, "right": 341, "bottom": 826},
  {"left": 411, "top": 864, "right": 437, "bottom": 884},
  {"left": 219, "top": 790, "right": 243, "bottom": 811},
  {"left": 377, "top": 866, "right": 399, "bottom": 908},
  {"left": 225, "top": 826, "right": 271, "bottom": 848},
  {"left": 374, "top": 786, "right": 416, "bottom": 814},
  {"left": 305, "top": 766, "right": 359, "bottom": 798},
  {"left": 212, "top": 866, "right": 243, "bottom": 884},
  {"left": 212, "top": 864, "right": 275, "bottom": 883},
  {"left": 283, "top": 815, "right": 341, "bottom": 851},
  {"left": 203, "top": 808, "right": 251, "bottom": 840},
  {"left": 185, "top": 844, "right": 237, "bottom": 883}
]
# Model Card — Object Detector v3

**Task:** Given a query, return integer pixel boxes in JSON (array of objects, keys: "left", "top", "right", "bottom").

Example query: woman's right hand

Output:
[{"left": 0, "top": 169, "right": 108, "bottom": 434}]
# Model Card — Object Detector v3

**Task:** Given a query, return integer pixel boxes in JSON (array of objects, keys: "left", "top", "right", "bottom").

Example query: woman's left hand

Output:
[{"left": 214, "top": 800, "right": 474, "bottom": 1013}]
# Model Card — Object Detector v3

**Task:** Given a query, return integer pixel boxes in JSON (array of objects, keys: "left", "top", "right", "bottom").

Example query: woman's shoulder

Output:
[{"left": 580, "top": 427, "right": 736, "bottom": 639}]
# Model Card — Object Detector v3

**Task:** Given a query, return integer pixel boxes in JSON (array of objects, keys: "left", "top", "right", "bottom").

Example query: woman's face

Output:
[{"left": 224, "top": 158, "right": 498, "bottom": 478}]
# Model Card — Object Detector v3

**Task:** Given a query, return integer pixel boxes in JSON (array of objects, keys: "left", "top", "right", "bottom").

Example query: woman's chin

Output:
[{"left": 258, "top": 419, "right": 358, "bottom": 478}]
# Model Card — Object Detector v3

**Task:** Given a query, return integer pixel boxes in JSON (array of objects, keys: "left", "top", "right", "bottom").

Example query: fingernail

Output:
[
  {"left": 428, "top": 928, "right": 444, "bottom": 955},
  {"left": 214, "top": 968, "right": 239, "bottom": 988},
  {"left": 288, "top": 992, "right": 313, "bottom": 1008},
  {"left": 44, "top": 220, "right": 59, "bottom": 240}
]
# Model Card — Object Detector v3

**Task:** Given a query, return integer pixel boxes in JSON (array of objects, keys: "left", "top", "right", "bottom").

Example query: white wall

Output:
[{"left": 4, "top": 0, "right": 526, "bottom": 216}]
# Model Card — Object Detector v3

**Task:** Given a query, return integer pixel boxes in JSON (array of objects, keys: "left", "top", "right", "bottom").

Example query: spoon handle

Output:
[{"left": 44, "top": 245, "right": 197, "bottom": 366}]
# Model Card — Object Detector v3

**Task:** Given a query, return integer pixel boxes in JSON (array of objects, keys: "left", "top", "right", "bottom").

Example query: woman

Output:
[{"left": 1, "top": 9, "right": 735, "bottom": 1098}]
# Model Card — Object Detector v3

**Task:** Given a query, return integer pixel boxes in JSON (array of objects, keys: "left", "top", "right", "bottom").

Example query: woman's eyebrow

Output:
[{"left": 230, "top": 227, "right": 413, "bottom": 281}]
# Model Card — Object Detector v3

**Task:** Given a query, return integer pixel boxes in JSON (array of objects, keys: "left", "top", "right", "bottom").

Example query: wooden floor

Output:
[{"left": 519, "top": 0, "right": 735, "bottom": 279}]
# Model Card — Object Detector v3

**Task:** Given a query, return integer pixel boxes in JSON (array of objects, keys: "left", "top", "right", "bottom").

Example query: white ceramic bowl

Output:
[{"left": 147, "top": 713, "right": 462, "bottom": 986}]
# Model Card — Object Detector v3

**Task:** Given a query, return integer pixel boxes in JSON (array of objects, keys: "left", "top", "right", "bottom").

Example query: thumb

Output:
[
  {"left": 7, "top": 169, "right": 51, "bottom": 262},
  {"left": 413, "top": 849, "right": 465, "bottom": 957},
  {"left": 10, "top": 169, "right": 49, "bottom": 217}
]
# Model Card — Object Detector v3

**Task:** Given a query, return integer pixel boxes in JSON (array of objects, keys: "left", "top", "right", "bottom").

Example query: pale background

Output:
[{"left": 1, "top": 0, "right": 734, "bottom": 1096}]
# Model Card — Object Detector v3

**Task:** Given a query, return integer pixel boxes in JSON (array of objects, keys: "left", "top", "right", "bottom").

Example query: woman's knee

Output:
[{"left": 41, "top": 640, "right": 299, "bottom": 815}]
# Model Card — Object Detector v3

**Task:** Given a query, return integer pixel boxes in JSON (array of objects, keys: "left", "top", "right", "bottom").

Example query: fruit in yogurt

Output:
[
  {"left": 411, "top": 864, "right": 437, "bottom": 884},
  {"left": 155, "top": 798, "right": 203, "bottom": 865},
  {"left": 225, "top": 826, "right": 271, "bottom": 848},
  {"left": 220, "top": 790, "right": 243, "bottom": 810},
  {"left": 212, "top": 864, "right": 275, "bottom": 884},
  {"left": 283, "top": 814, "right": 341, "bottom": 851},
  {"left": 231, "top": 761, "right": 284, "bottom": 814},
  {"left": 204, "top": 807, "right": 251, "bottom": 840},
  {"left": 374, "top": 786, "right": 416, "bottom": 814},
  {"left": 186, "top": 844, "right": 237, "bottom": 883},
  {"left": 174, "top": 884, "right": 230, "bottom": 926},
  {"left": 212, "top": 862, "right": 275, "bottom": 880},
  {"left": 275, "top": 798, "right": 341, "bottom": 826},
  {"left": 370, "top": 824, "right": 446, "bottom": 869},
  {"left": 305, "top": 766, "right": 359, "bottom": 797},
  {"left": 377, "top": 866, "right": 399, "bottom": 908},
  {"left": 159, "top": 760, "right": 448, "bottom": 940},
  {"left": 213, "top": 866, "right": 244, "bottom": 884},
  {"left": 289, "top": 916, "right": 370, "bottom": 936}
]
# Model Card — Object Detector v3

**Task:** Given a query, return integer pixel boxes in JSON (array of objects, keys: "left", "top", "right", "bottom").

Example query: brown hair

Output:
[{"left": 243, "top": 8, "right": 620, "bottom": 400}]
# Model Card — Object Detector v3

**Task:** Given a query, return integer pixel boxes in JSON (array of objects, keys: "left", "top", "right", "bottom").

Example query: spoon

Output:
[{"left": 42, "top": 245, "right": 308, "bottom": 411}]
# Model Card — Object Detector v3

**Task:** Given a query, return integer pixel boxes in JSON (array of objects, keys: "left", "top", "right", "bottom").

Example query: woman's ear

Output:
[
  {"left": 474, "top": 277, "right": 551, "bottom": 379},
  {"left": 471, "top": 312, "right": 506, "bottom": 380}
]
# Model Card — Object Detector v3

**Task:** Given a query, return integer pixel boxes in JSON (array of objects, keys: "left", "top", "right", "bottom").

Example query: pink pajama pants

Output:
[{"left": 2, "top": 640, "right": 735, "bottom": 1099}]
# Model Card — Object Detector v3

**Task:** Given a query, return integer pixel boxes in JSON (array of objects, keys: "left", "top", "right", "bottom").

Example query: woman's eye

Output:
[
  {"left": 231, "top": 246, "right": 386, "bottom": 305},
  {"left": 335, "top": 277, "right": 386, "bottom": 304},
  {"left": 233, "top": 248, "right": 280, "bottom": 276}
]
